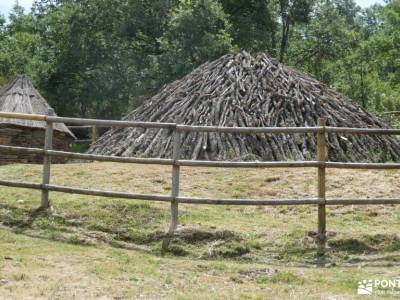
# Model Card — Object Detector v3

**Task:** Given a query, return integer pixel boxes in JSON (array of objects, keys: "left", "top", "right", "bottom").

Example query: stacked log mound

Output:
[{"left": 89, "top": 52, "right": 400, "bottom": 162}]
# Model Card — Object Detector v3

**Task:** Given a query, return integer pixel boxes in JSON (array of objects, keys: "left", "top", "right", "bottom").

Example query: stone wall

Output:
[{"left": 0, "top": 125, "right": 73, "bottom": 164}]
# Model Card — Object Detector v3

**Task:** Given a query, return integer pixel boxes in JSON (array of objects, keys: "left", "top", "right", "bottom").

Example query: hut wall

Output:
[{"left": 0, "top": 125, "right": 73, "bottom": 164}]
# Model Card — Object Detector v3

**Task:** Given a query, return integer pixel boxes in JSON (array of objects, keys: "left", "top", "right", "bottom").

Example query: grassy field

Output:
[{"left": 0, "top": 162, "right": 399, "bottom": 299}]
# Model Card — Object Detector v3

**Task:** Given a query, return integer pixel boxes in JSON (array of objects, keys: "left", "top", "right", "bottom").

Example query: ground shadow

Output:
[{"left": 1, "top": 202, "right": 400, "bottom": 268}]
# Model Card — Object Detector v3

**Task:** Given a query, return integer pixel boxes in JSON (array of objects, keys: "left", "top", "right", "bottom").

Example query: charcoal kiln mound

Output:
[{"left": 89, "top": 52, "right": 400, "bottom": 162}]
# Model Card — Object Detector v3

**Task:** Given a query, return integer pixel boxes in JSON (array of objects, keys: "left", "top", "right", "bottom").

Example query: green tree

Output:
[
  {"left": 278, "top": 0, "right": 314, "bottom": 62},
  {"left": 219, "top": 0, "right": 278, "bottom": 54},
  {"left": 357, "top": 0, "right": 400, "bottom": 111},
  {"left": 0, "top": 13, "right": 7, "bottom": 86},
  {"left": 1, "top": 0, "right": 398, "bottom": 120},
  {"left": 29, "top": 0, "right": 181, "bottom": 118},
  {"left": 33, "top": 0, "right": 135, "bottom": 117},
  {"left": 0, "top": 3, "right": 50, "bottom": 82},
  {"left": 287, "top": 0, "right": 360, "bottom": 84},
  {"left": 156, "top": 0, "right": 235, "bottom": 83}
]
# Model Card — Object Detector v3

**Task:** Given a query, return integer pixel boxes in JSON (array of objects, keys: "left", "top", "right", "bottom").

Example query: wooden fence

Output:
[
  {"left": 67, "top": 125, "right": 110, "bottom": 144},
  {"left": 0, "top": 111, "right": 400, "bottom": 254}
]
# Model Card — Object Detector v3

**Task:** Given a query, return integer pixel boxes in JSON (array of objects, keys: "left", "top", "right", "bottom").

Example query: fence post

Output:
[
  {"left": 40, "top": 108, "right": 54, "bottom": 209},
  {"left": 91, "top": 125, "right": 97, "bottom": 144},
  {"left": 162, "top": 125, "right": 181, "bottom": 251},
  {"left": 317, "top": 117, "right": 327, "bottom": 256}
]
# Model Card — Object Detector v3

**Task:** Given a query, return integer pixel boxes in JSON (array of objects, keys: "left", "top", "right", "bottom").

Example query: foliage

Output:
[
  {"left": 278, "top": 0, "right": 315, "bottom": 62},
  {"left": 219, "top": 0, "right": 278, "bottom": 54},
  {"left": 0, "top": 0, "right": 399, "bottom": 118},
  {"left": 155, "top": 0, "right": 235, "bottom": 84},
  {"left": 0, "top": 3, "right": 50, "bottom": 83}
]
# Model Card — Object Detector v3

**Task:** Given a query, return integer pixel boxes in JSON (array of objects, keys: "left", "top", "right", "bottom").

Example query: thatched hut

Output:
[
  {"left": 89, "top": 52, "right": 400, "bottom": 162},
  {"left": 0, "top": 75, "right": 75, "bottom": 164}
]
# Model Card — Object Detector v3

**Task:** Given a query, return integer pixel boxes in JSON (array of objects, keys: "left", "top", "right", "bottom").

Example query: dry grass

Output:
[{"left": 0, "top": 162, "right": 399, "bottom": 299}]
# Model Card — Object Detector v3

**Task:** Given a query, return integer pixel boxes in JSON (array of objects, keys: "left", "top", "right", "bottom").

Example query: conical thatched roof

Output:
[
  {"left": 89, "top": 52, "right": 400, "bottom": 162},
  {"left": 0, "top": 75, "right": 75, "bottom": 138}
]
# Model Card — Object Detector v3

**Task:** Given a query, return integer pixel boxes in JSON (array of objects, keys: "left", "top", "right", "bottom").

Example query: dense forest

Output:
[{"left": 0, "top": 0, "right": 399, "bottom": 120}]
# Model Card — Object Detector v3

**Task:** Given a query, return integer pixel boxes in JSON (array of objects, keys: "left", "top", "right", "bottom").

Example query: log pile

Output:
[{"left": 89, "top": 52, "right": 400, "bottom": 162}]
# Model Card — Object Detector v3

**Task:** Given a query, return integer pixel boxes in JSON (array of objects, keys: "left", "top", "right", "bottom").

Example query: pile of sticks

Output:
[{"left": 89, "top": 52, "right": 400, "bottom": 162}]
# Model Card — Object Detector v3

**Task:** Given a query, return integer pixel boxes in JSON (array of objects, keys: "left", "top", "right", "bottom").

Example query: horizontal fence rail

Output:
[
  {"left": 176, "top": 124, "right": 321, "bottom": 134},
  {"left": 0, "top": 111, "right": 399, "bottom": 255},
  {"left": 0, "top": 180, "right": 173, "bottom": 202},
  {"left": 2, "top": 112, "right": 400, "bottom": 134},
  {"left": 68, "top": 124, "right": 111, "bottom": 144},
  {"left": 2, "top": 144, "right": 400, "bottom": 169},
  {"left": 68, "top": 125, "right": 110, "bottom": 129}
]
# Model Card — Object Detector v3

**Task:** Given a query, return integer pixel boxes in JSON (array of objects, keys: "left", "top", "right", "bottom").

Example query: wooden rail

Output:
[
  {"left": 382, "top": 111, "right": 400, "bottom": 115},
  {"left": 317, "top": 118, "right": 327, "bottom": 255},
  {"left": 0, "top": 111, "right": 399, "bottom": 255},
  {"left": 67, "top": 124, "right": 109, "bottom": 144},
  {"left": 41, "top": 111, "right": 54, "bottom": 208}
]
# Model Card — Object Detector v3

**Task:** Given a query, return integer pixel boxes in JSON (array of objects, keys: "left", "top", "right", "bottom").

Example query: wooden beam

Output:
[
  {"left": 2, "top": 145, "right": 400, "bottom": 170},
  {"left": 177, "top": 160, "right": 322, "bottom": 168},
  {"left": 176, "top": 197, "right": 324, "bottom": 205},
  {"left": 177, "top": 124, "right": 321, "bottom": 134},
  {"left": 162, "top": 128, "right": 182, "bottom": 251},
  {"left": 326, "top": 198, "right": 400, "bottom": 205},
  {"left": 317, "top": 118, "right": 327, "bottom": 256},
  {"left": 0, "top": 112, "right": 46, "bottom": 121},
  {"left": 91, "top": 125, "right": 97, "bottom": 144},
  {"left": 1, "top": 111, "right": 399, "bottom": 135},
  {"left": 48, "top": 116, "right": 176, "bottom": 129},
  {"left": 382, "top": 111, "right": 400, "bottom": 115},
  {"left": 0, "top": 179, "right": 399, "bottom": 205},
  {"left": 326, "top": 162, "right": 400, "bottom": 169},
  {"left": 41, "top": 114, "right": 53, "bottom": 209},
  {"left": 326, "top": 127, "right": 400, "bottom": 135}
]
